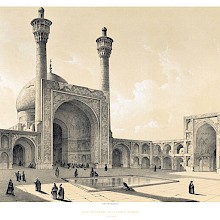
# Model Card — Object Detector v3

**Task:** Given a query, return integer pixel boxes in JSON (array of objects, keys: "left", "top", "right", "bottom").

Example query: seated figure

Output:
[{"left": 123, "top": 182, "right": 133, "bottom": 191}]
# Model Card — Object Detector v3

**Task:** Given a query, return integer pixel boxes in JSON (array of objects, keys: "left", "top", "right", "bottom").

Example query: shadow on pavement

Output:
[
  {"left": 111, "top": 189, "right": 198, "bottom": 202},
  {"left": 38, "top": 190, "right": 48, "bottom": 195},
  {"left": 60, "top": 199, "right": 71, "bottom": 202},
  {"left": 194, "top": 193, "right": 206, "bottom": 196}
]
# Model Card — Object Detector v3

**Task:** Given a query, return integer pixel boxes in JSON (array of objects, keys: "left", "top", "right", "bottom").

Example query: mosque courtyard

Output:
[{"left": 1, "top": 167, "right": 220, "bottom": 202}]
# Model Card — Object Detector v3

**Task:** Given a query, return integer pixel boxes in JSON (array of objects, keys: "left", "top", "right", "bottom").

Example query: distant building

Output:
[{"left": 0, "top": 8, "right": 218, "bottom": 173}]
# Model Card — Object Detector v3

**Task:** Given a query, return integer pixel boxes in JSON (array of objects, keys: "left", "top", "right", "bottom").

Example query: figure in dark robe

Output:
[
  {"left": 22, "top": 171, "right": 26, "bottom": 182},
  {"left": 34, "top": 178, "right": 41, "bottom": 192},
  {"left": 94, "top": 171, "right": 99, "bottom": 177},
  {"left": 57, "top": 184, "right": 64, "bottom": 200},
  {"left": 123, "top": 182, "right": 133, "bottom": 191},
  {"left": 15, "top": 171, "right": 20, "bottom": 182},
  {"left": 6, "top": 179, "right": 15, "bottom": 196},
  {"left": 90, "top": 168, "right": 94, "bottom": 177},
  {"left": 189, "top": 181, "right": 195, "bottom": 194},
  {"left": 74, "top": 169, "right": 78, "bottom": 178},
  {"left": 104, "top": 164, "right": 108, "bottom": 171},
  {"left": 55, "top": 167, "right": 59, "bottom": 178},
  {"left": 154, "top": 165, "right": 157, "bottom": 172},
  {"left": 51, "top": 183, "right": 58, "bottom": 200}
]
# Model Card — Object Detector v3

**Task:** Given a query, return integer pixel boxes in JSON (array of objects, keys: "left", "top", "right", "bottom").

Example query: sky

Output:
[
  {"left": 1, "top": 7, "right": 220, "bottom": 141},
  {"left": 1, "top": 1, "right": 220, "bottom": 218}
]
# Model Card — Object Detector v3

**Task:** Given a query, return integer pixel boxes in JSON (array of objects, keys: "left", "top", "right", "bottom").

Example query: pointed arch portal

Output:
[{"left": 195, "top": 123, "right": 216, "bottom": 172}]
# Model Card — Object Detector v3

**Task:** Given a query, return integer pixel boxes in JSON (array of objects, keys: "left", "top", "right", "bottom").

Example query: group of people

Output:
[
  {"left": 5, "top": 164, "right": 196, "bottom": 200},
  {"left": 51, "top": 183, "right": 65, "bottom": 200},
  {"left": 15, "top": 171, "right": 26, "bottom": 182},
  {"left": 72, "top": 163, "right": 90, "bottom": 169},
  {"left": 73, "top": 167, "right": 99, "bottom": 178},
  {"left": 34, "top": 178, "right": 65, "bottom": 201},
  {"left": 154, "top": 165, "right": 161, "bottom": 172},
  {"left": 54, "top": 162, "right": 90, "bottom": 169},
  {"left": 28, "top": 162, "right": 36, "bottom": 169}
]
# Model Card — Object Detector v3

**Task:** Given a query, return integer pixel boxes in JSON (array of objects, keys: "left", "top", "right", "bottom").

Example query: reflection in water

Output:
[
  {"left": 73, "top": 176, "right": 160, "bottom": 190},
  {"left": 112, "top": 178, "right": 115, "bottom": 187},
  {"left": 90, "top": 179, "right": 94, "bottom": 185}
]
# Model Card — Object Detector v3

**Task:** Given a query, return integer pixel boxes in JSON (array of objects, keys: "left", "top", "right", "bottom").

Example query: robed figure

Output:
[
  {"left": 34, "top": 178, "right": 41, "bottom": 192},
  {"left": 154, "top": 165, "right": 157, "bottom": 172},
  {"left": 189, "top": 181, "right": 195, "bottom": 194},
  {"left": 104, "top": 164, "right": 108, "bottom": 171},
  {"left": 15, "top": 171, "right": 21, "bottom": 182},
  {"left": 90, "top": 168, "right": 94, "bottom": 177},
  {"left": 74, "top": 169, "right": 78, "bottom": 178},
  {"left": 57, "top": 184, "right": 64, "bottom": 200},
  {"left": 6, "top": 179, "right": 15, "bottom": 196},
  {"left": 51, "top": 183, "right": 58, "bottom": 199},
  {"left": 22, "top": 171, "right": 26, "bottom": 182},
  {"left": 123, "top": 182, "right": 133, "bottom": 191}
]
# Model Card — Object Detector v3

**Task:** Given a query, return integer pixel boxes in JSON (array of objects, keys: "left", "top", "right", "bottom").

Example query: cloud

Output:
[
  {"left": 143, "top": 44, "right": 153, "bottom": 53},
  {"left": 0, "top": 81, "right": 17, "bottom": 128},
  {"left": 134, "top": 120, "right": 159, "bottom": 133},
  {"left": 158, "top": 45, "right": 181, "bottom": 82},
  {"left": 65, "top": 54, "right": 80, "bottom": 65},
  {"left": 111, "top": 44, "right": 220, "bottom": 140}
]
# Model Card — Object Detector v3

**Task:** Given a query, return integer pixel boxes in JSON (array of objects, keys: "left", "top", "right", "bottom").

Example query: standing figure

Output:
[
  {"left": 51, "top": 183, "right": 58, "bottom": 200},
  {"left": 104, "top": 164, "right": 108, "bottom": 171},
  {"left": 55, "top": 167, "right": 59, "bottom": 178},
  {"left": 15, "top": 171, "right": 20, "bottom": 182},
  {"left": 6, "top": 179, "right": 15, "bottom": 196},
  {"left": 22, "top": 171, "right": 26, "bottom": 182},
  {"left": 189, "top": 181, "right": 195, "bottom": 194},
  {"left": 57, "top": 184, "right": 64, "bottom": 200},
  {"left": 154, "top": 165, "right": 157, "bottom": 172},
  {"left": 90, "top": 168, "right": 94, "bottom": 177},
  {"left": 74, "top": 169, "right": 78, "bottom": 178},
  {"left": 34, "top": 178, "right": 41, "bottom": 192}
]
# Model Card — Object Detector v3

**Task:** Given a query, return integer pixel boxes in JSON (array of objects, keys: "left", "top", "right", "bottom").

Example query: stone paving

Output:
[{"left": 1, "top": 167, "right": 220, "bottom": 202}]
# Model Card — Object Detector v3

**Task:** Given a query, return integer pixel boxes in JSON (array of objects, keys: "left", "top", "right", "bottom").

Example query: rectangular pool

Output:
[{"left": 68, "top": 175, "right": 176, "bottom": 191}]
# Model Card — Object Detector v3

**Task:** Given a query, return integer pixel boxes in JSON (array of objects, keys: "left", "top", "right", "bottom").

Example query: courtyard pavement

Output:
[{"left": 1, "top": 167, "right": 220, "bottom": 202}]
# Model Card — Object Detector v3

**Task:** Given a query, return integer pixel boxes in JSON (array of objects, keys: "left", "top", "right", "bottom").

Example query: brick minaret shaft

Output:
[
  {"left": 31, "top": 8, "right": 52, "bottom": 128},
  {"left": 96, "top": 27, "right": 113, "bottom": 92},
  {"left": 96, "top": 27, "right": 113, "bottom": 137}
]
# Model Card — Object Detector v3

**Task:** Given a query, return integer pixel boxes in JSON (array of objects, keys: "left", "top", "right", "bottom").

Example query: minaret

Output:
[
  {"left": 96, "top": 27, "right": 113, "bottom": 91},
  {"left": 31, "top": 7, "right": 52, "bottom": 128},
  {"left": 96, "top": 27, "right": 113, "bottom": 139}
]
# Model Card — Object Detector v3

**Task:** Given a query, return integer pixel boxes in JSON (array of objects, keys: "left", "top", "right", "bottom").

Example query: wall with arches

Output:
[{"left": 0, "top": 129, "right": 39, "bottom": 169}]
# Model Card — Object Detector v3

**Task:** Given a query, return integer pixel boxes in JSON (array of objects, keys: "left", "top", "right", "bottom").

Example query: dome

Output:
[{"left": 16, "top": 73, "right": 67, "bottom": 112}]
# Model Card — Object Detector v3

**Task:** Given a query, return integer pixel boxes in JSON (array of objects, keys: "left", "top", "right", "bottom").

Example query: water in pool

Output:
[{"left": 70, "top": 175, "right": 171, "bottom": 190}]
